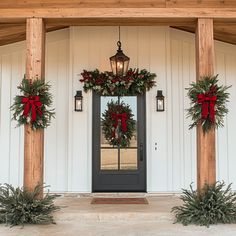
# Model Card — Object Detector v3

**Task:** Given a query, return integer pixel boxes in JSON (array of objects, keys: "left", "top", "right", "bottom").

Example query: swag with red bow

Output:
[
  {"left": 197, "top": 93, "right": 217, "bottom": 123},
  {"left": 111, "top": 113, "right": 128, "bottom": 138},
  {"left": 22, "top": 96, "right": 43, "bottom": 122}
]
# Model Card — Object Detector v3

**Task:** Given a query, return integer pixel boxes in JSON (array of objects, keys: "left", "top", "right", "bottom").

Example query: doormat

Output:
[{"left": 91, "top": 198, "right": 148, "bottom": 204}]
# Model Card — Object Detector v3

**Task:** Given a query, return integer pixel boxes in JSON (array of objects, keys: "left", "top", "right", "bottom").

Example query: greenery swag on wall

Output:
[{"left": 80, "top": 69, "right": 156, "bottom": 96}]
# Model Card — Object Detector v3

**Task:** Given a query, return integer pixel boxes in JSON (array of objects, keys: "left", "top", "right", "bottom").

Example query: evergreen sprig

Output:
[
  {"left": 186, "top": 75, "right": 231, "bottom": 133},
  {"left": 102, "top": 100, "right": 136, "bottom": 148},
  {"left": 172, "top": 182, "right": 236, "bottom": 227},
  {"left": 80, "top": 68, "right": 156, "bottom": 96},
  {"left": 0, "top": 184, "right": 59, "bottom": 227},
  {"left": 11, "top": 77, "right": 55, "bottom": 130}
]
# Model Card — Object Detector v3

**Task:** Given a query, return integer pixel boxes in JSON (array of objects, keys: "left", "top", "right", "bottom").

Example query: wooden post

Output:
[
  {"left": 24, "top": 18, "right": 45, "bottom": 198},
  {"left": 195, "top": 18, "right": 216, "bottom": 191}
]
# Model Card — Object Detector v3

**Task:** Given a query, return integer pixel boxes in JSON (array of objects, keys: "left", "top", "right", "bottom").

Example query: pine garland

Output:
[
  {"left": 102, "top": 100, "right": 136, "bottom": 148},
  {"left": 80, "top": 68, "right": 156, "bottom": 96},
  {"left": 11, "top": 77, "right": 55, "bottom": 130},
  {"left": 187, "top": 75, "right": 231, "bottom": 133}
]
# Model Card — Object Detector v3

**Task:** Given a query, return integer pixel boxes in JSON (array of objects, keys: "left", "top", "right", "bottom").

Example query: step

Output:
[{"left": 53, "top": 196, "right": 179, "bottom": 223}]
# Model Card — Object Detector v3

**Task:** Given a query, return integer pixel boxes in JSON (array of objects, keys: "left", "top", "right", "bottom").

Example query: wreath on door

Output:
[{"left": 102, "top": 100, "right": 136, "bottom": 148}]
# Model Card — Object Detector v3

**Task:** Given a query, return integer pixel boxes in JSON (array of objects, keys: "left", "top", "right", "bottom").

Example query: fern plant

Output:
[
  {"left": 0, "top": 184, "right": 59, "bottom": 226},
  {"left": 172, "top": 182, "right": 236, "bottom": 227}
]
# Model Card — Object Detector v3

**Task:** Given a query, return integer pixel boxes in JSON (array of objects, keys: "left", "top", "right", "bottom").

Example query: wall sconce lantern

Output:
[
  {"left": 74, "top": 90, "right": 83, "bottom": 112},
  {"left": 156, "top": 90, "right": 165, "bottom": 112},
  {"left": 110, "top": 26, "right": 130, "bottom": 76}
]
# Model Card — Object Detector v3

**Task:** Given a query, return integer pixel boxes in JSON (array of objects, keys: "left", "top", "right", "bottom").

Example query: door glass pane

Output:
[
  {"left": 120, "top": 149, "right": 138, "bottom": 170},
  {"left": 101, "top": 96, "right": 118, "bottom": 147},
  {"left": 101, "top": 149, "right": 118, "bottom": 170},
  {"left": 120, "top": 96, "right": 137, "bottom": 147},
  {"left": 100, "top": 96, "right": 138, "bottom": 171}
]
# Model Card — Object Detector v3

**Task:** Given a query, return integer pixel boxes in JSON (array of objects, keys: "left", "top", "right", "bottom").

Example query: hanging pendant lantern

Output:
[{"left": 110, "top": 27, "right": 130, "bottom": 76}]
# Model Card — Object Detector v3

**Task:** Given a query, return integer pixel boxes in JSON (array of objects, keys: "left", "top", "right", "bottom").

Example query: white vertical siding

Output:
[
  {"left": 0, "top": 29, "right": 70, "bottom": 191},
  {"left": 215, "top": 42, "right": 236, "bottom": 189},
  {"left": 0, "top": 27, "right": 236, "bottom": 192},
  {"left": 0, "top": 49, "right": 25, "bottom": 186},
  {"left": 44, "top": 29, "right": 70, "bottom": 192},
  {"left": 166, "top": 30, "right": 197, "bottom": 191}
]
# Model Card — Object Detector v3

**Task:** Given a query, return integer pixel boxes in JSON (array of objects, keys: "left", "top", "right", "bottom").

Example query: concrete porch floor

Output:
[{"left": 1, "top": 195, "right": 236, "bottom": 236}]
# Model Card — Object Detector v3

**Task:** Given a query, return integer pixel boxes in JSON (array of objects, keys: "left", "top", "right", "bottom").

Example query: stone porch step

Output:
[
  {"left": 55, "top": 212, "right": 173, "bottom": 223},
  {"left": 53, "top": 196, "right": 180, "bottom": 223}
]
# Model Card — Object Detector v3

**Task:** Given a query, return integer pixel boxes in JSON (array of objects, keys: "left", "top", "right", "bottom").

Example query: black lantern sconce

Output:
[
  {"left": 74, "top": 90, "right": 83, "bottom": 112},
  {"left": 110, "top": 26, "right": 130, "bottom": 76},
  {"left": 156, "top": 90, "right": 165, "bottom": 112}
]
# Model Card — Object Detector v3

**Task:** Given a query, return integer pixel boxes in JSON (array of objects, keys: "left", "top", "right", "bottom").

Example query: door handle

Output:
[{"left": 139, "top": 143, "right": 144, "bottom": 162}]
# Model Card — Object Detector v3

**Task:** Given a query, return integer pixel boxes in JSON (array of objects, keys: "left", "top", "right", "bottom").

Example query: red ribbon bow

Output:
[
  {"left": 22, "top": 96, "right": 43, "bottom": 122},
  {"left": 111, "top": 113, "right": 128, "bottom": 138},
  {"left": 197, "top": 93, "right": 217, "bottom": 122}
]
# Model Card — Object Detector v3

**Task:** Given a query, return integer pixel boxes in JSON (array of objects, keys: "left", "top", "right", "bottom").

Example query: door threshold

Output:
[
  {"left": 91, "top": 192, "right": 146, "bottom": 198},
  {"left": 54, "top": 192, "right": 179, "bottom": 198}
]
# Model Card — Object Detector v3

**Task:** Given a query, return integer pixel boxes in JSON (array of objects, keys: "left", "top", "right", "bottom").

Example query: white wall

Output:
[
  {"left": 0, "top": 29, "right": 70, "bottom": 191},
  {"left": 0, "top": 27, "right": 236, "bottom": 192}
]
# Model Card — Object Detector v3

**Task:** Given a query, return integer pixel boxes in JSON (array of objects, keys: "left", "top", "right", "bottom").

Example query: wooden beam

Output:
[
  {"left": 0, "top": 8, "right": 235, "bottom": 22},
  {"left": 195, "top": 18, "right": 216, "bottom": 191},
  {"left": 0, "top": 0, "right": 235, "bottom": 8},
  {"left": 0, "top": 0, "right": 167, "bottom": 8},
  {"left": 24, "top": 18, "right": 45, "bottom": 198},
  {"left": 45, "top": 18, "right": 197, "bottom": 27},
  {"left": 166, "top": 0, "right": 236, "bottom": 8}
]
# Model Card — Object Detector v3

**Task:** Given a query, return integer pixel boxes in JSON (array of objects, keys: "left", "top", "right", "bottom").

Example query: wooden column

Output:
[
  {"left": 24, "top": 18, "right": 45, "bottom": 198},
  {"left": 195, "top": 18, "right": 216, "bottom": 191}
]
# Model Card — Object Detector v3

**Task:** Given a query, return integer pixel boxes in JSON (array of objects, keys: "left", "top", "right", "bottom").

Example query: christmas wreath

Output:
[
  {"left": 80, "top": 68, "right": 156, "bottom": 96},
  {"left": 102, "top": 100, "right": 136, "bottom": 148},
  {"left": 187, "top": 75, "right": 231, "bottom": 133},
  {"left": 11, "top": 77, "right": 55, "bottom": 130}
]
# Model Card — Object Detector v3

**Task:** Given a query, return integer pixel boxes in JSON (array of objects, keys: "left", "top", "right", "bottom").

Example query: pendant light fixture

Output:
[{"left": 110, "top": 26, "right": 130, "bottom": 76}]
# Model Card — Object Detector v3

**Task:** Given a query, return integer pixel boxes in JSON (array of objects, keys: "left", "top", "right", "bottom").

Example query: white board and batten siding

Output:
[{"left": 0, "top": 27, "right": 236, "bottom": 193}]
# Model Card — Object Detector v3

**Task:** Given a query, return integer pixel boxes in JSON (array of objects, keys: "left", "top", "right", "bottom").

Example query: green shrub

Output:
[
  {"left": 172, "top": 182, "right": 236, "bottom": 227},
  {"left": 0, "top": 184, "right": 59, "bottom": 226}
]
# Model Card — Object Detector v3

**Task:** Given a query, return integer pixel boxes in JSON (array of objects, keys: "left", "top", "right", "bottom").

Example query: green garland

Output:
[
  {"left": 11, "top": 77, "right": 55, "bottom": 130},
  {"left": 187, "top": 75, "right": 231, "bottom": 133},
  {"left": 102, "top": 100, "right": 136, "bottom": 148},
  {"left": 80, "top": 68, "right": 156, "bottom": 96}
]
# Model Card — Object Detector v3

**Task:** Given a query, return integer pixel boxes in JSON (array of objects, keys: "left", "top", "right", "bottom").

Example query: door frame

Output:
[{"left": 92, "top": 92, "right": 147, "bottom": 192}]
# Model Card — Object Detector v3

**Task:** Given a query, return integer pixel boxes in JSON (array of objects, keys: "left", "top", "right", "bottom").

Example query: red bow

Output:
[
  {"left": 197, "top": 93, "right": 217, "bottom": 122},
  {"left": 22, "top": 96, "right": 43, "bottom": 122},
  {"left": 111, "top": 113, "right": 128, "bottom": 138}
]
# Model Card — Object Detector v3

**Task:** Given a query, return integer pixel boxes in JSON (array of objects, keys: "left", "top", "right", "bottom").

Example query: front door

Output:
[{"left": 92, "top": 93, "right": 146, "bottom": 192}]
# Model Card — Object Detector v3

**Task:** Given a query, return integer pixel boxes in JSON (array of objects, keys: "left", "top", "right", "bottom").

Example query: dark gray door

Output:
[{"left": 92, "top": 93, "right": 146, "bottom": 192}]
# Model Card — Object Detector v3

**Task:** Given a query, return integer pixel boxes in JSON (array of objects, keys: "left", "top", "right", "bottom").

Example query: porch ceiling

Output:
[
  {"left": 0, "top": 1, "right": 236, "bottom": 46},
  {"left": 1, "top": 23, "right": 236, "bottom": 47}
]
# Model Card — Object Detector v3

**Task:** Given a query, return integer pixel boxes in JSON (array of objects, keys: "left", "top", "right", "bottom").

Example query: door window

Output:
[{"left": 100, "top": 96, "right": 138, "bottom": 171}]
